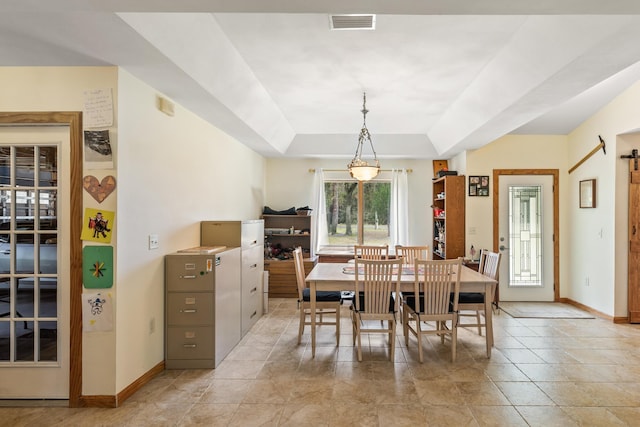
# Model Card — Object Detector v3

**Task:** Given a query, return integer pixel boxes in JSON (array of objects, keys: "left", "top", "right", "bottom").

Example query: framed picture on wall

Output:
[
  {"left": 580, "top": 179, "right": 596, "bottom": 208},
  {"left": 469, "top": 175, "right": 489, "bottom": 196}
]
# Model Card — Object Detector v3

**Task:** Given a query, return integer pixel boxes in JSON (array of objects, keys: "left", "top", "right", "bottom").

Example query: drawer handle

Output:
[
  {"left": 251, "top": 240, "right": 257, "bottom": 245},
  {"left": 250, "top": 310, "right": 257, "bottom": 319},
  {"left": 250, "top": 263, "right": 258, "bottom": 268},
  {"left": 250, "top": 287, "right": 257, "bottom": 294},
  {"left": 180, "top": 309, "right": 197, "bottom": 313},
  {"left": 180, "top": 275, "right": 196, "bottom": 279},
  {"left": 183, "top": 344, "right": 197, "bottom": 348}
]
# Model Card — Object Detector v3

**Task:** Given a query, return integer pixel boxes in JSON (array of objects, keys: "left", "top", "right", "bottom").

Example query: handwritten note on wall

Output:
[{"left": 83, "top": 88, "right": 114, "bottom": 128}]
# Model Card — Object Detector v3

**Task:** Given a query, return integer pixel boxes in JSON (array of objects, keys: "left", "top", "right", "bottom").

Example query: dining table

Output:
[{"left": 305, "top": 262, "right": 498, "bottom": 359}]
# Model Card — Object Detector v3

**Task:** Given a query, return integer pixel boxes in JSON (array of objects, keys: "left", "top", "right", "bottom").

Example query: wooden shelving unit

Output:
[
  {"left": 263, "top": 214, "right": 315, "bottom": 298},
  {"left": 432, "top": 175, "right": 465, "bottom": 260}
]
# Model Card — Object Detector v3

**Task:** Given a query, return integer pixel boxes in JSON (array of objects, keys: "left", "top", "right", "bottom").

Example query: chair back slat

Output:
[
  {"left": 354, "top": 245, "right": 389, "bottom": 260},
  {"left": 395, "top": 245, "right": 430, "bottom": 265},
  {"left": 413, "top": 258, "right": 462, "bottom": 315},
  {"left": 479, "top": 251, "right": 501, "bottom": 280},
  {"left": 354, "top": 258, "right": 401, "bottom": 314},
  {"left": 293, "top": 247, "right": 306, "bottom": 301}
]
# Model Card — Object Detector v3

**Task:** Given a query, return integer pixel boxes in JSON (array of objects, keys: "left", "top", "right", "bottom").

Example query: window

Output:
[{"left": 322, "top": 179, "right": 391, "bottom": 248}]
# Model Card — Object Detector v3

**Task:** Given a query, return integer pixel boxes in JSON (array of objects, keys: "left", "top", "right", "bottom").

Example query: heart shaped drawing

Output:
[{"left": 83, "top": 175, "right": 117, "bottom": 203}]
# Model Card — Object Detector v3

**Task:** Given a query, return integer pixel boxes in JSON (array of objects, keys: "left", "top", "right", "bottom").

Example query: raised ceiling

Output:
[{"left": 2, "top": 1, "right": 640, "bottom": 159}]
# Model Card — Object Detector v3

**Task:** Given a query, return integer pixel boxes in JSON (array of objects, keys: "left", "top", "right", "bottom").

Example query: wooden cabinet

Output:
[
  {"left": 432, "top": 175, "right": 465, "bottom": 260},
  {"left": 263, "top": 214, "right": 314, "bottom": 298},
  {"left": 629, "top": 160, "right": 640, "bottom": 323},
  {"left": 264, "top": 257, "right": 315, "bottom": 298}
]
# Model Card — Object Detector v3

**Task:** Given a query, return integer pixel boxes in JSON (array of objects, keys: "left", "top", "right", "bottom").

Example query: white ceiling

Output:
[{"left": 3, "top": 1, "right": 640, "bottom": 159}]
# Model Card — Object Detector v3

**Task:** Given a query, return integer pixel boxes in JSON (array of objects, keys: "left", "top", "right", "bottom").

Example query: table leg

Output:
[
  {"left": 485, "top": 283, "right": 494, "bottom": 358},
  {"left": 310, "top": 280, "right": 317, "bottom": 358}
]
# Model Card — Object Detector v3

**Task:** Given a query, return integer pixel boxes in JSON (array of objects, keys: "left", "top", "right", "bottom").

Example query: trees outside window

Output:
[{"left": 323, "top": 180, "right": 390, "bottom": 247}]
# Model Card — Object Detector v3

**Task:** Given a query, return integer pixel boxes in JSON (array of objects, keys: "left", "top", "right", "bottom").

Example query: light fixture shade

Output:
[
  {"left": 348, "top": 160, "right": 380, "bottom": 181},
  {"left": 348, "top": 92, "right": 380, "bottom": 181}
]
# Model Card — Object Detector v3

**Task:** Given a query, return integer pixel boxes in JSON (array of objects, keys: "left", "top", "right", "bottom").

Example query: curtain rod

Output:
[{"left": 308, "top": 168, "right": 413, "bottom": 173}]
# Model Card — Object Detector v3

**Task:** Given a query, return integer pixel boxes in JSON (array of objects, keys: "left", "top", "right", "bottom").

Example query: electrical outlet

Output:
[
  {"left": 585, "top": 277, "right": 590, "bottom": 286},
  {"left": 149, "top": 317, "right": 155, "bottom": 334},
  {"left": 149, "top": 234, "right": 159, "bottom": 250}
]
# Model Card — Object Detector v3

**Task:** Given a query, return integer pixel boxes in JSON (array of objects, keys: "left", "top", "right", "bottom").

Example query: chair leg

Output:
[
  {"left": 355, "top": 319, "right": 362, "bottom": 362},
  {"left": 297, "top": 308, "right": 305, "bottom": 344},
  {"left": 476, "top": 310, "right": 482, "bottom": 336},
  {"left": 403, "top": 309, "right": 409, "bottom": 346},
  {"left": 389, "top": 319, "right": 396, "bottom": 362},
  {"left": 335, "top": 305, "right": 340, "bottom": 347},
  {"left": 416, "top": 316, "right": 423, "bottom": 363},
  {"left": 451, "top": 321, "right": 457, "bottom": 363}
]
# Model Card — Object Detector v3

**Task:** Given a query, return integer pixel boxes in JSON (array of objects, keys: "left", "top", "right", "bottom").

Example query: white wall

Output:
[
  {"left": 116, "top": 69, "right": 265, "bottom": 392},
  {"left": 265, "top": 158, "right": 434, "bottom": 247}
]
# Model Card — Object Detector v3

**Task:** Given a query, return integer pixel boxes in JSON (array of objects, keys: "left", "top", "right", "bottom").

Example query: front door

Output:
[
  {"left": 0, "top": 126, "right": 69, "bottom": 398},
  {"left": 498, "top": 174, "right": 555, "bottom": 301}
]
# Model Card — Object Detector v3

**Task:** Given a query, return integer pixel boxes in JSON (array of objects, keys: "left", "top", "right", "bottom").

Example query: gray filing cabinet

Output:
[
  {"left": 201, "top": 220, "right": 264, "bottom": 335},
  {"left": 165, "top": 247, "right": 241, "bottom": 369}
]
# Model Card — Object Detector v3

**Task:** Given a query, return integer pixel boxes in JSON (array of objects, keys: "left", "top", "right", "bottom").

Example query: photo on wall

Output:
[
  {"left": 81, "top": 208, "right": 115, "bottom": 243},
  {"left": 469, "top": 175, "right": 490, "bottom": 196}
]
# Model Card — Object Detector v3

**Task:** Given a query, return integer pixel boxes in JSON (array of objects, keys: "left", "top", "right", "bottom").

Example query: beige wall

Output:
[
  {"left": 567, "top": 80, "right": 640, "bottom": 317},
  {"left": 0, "top": 66, "right": 120, "bottom": 395},
  {"left": 115, "top": 69, "right": 265, "bottom": 392},
  {"left": 464, "top": 135, "right": 570, "bottom": 298},
  {"left": 0, "top": 66, "right": 267, "bottom": 396}
]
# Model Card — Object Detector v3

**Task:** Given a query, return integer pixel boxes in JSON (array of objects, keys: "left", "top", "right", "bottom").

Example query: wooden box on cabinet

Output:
[
  {"left": 432, "top": 175, "right": 465, "bottom": 260},
  {"left": 264, "top": 257, "right": 316, "bottom": 298}
]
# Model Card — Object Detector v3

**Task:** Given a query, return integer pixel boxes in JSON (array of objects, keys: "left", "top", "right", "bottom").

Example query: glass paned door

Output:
[
  {"left": 0, "top": 126, "right": 69, "bottom": 398},
  {"left": 508, "top": 185, "right": 543, "bottom": 287},
  {"left": 499, "top": 175, "right": 554, "bottom": 301}
]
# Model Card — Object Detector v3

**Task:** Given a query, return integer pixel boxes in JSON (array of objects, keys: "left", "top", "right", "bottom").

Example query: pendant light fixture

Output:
[{"left": 348, "top": 92, "right": 380, "bottom": 181}]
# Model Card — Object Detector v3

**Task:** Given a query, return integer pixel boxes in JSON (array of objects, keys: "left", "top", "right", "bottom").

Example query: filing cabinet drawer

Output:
[
  {"left": 166, "top": 292, "right": 214, "bottom": 326},
  {"left": 166, "top": 326, "right": 214, "bottom": 360},
  {"left": 241, "top": 221, "right": 263, "bottom": 248},
  {"left": 165, "top": 256, "right": 215, "bottom": 292},
  {"left": 242, "top": 290, "right": 262, "bottom": 335}
]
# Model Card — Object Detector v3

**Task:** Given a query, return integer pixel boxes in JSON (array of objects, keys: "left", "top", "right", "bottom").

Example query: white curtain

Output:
[
  {"left": 311, "top": 169, "right": 328, "bottom": 257},
  {"left": 390, "top": 168, "right": 409, "bottom": 247}
]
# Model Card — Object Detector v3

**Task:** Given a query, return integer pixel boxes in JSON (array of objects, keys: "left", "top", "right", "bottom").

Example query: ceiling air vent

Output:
[{"left": 330, "top": 14, "right": 376, "bottom": 30}]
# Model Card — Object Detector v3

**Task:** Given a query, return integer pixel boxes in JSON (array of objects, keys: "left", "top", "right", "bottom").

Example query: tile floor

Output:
[{"left": 3, "top": 298, "right": 640, "bottom": 426}]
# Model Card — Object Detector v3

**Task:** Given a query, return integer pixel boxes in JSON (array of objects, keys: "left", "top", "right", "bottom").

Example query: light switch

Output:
[{"left": 149, "top": 234, "right": 159, "bottom": 250}]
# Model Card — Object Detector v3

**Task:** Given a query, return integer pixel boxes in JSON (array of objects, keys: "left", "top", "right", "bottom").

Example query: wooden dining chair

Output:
[
  {"left": 351, "top": 257, "right": 402, "bottom": 362},
  {"left": 395, "top": 245, "right": 430, "bottom": 321},
  {"left": 293, "top": 247, "right": 341, "bottom": 346},
  {"left": 395, "top": 245, "right": 430, "bottom": 265},
  {"left": 402, "top": 257, "right": 462, "bottom": 362},
  {"left": 458, "top": 250, "right": 501, "bottom": 346},
  {"left": 354, "top": 244, "right": 389, "bottom": 260}
]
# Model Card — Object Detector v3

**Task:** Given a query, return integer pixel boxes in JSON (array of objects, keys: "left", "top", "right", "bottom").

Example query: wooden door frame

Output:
[
  {"left": 492, "top": 169, "right": 560, "bottom": 302},
  {"left": 0, "top": 112, "right": 83, "bottom": 407}
]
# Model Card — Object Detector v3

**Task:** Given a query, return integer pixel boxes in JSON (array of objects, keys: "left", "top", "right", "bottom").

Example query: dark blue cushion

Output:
[
  {"left": 458, "top": 292, "right": 485, "bottom": 304},
  {"left": 302, "top": 288, "right": 342, "bottom": 302},
  {"left": 406, "top": 294, "right": 455, "bottom": 313},
  {"left": 352, "top": 292, "right": 396, "bottom": 312}
]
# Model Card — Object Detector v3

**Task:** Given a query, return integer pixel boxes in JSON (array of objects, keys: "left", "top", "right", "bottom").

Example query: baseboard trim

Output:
[
  {"left": 80, "top": 360, "right": 165, "bottom": 408},
  {"left": 559, "top": 297, "right": 613, "bottom": 321}
]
